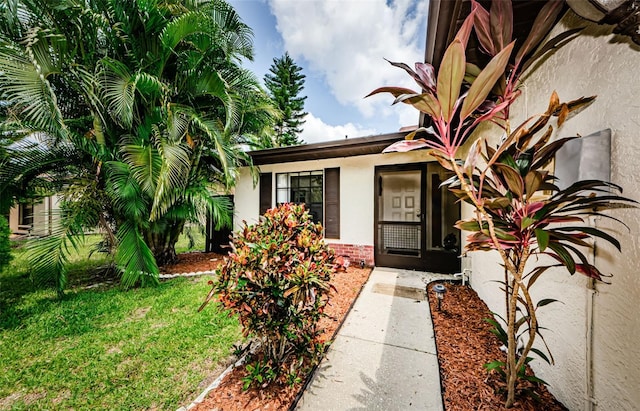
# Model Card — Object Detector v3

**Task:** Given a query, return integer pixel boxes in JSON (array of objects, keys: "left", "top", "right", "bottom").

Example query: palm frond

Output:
[
  {"left": 26, "top": 205, "right": 86, "bottom": 297},
  {"left": 115, "top": 220, "right": 159, "bottom": 288},
  {"left": 0, "top": 41, "right": 68, "bottom": 139},
  {"left": 98, "top": 58, "right": 136, "bottom": 128},
  {"left": 120, "top": 137, "right": 162, "bottom": 198},
  {"left": 149, "top": 129, "right": 192, "bottom": 221},
  {"left": 105, "top": 160, "right": 148, "bottom": 221}
]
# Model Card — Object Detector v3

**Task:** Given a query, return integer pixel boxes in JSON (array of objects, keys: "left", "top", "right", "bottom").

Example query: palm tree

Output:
[{"left": 0, "top": 0, "right": 276, "bottom": 294}]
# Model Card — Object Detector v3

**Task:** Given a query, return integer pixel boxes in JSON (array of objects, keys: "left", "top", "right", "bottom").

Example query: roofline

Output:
[
  {"left": 249, "top": 132, "right": 408, "bottom": 165},
  {"left": 425, "top": 0, "right": 462, "bottom": 69},
  {"left": 250, "top": 1, "right": 464, "bottom": 164},
  {"left": 421, "top": 0, "right": 462, "bottom": 127}
]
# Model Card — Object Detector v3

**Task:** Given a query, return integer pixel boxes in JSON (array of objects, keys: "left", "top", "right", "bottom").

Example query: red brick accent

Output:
[{"left": 327, "top": 243, "right": 375, "bottom": 267}]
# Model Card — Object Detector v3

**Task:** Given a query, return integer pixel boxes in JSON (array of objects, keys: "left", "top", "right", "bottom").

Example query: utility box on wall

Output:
[{"left": 555, "top": 129, "right": 611, "bottom": 189}]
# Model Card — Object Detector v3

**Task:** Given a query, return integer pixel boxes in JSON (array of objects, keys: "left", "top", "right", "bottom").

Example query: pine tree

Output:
[{"left": 264, "top": 52, "right": 307, "bottom": 146}]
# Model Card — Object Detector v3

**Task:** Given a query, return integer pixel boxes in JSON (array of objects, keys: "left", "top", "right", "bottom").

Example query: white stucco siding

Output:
[
  {"left": 234, "top": 167, "right": 261, "bottom": 229},
  {"left": 234, "top": 149, "right": 430, "bottom": 246},
  {"left": 467, "top": 11, "right": 640, "bottom": 411}
]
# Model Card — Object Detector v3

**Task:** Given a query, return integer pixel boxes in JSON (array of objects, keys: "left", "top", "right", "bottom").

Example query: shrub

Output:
[
  {"left": 0, "top": 216, "right": 12, "bottom": 274},
  {"left": 201, "top": 203, "right": 335, "bottom": 388}
]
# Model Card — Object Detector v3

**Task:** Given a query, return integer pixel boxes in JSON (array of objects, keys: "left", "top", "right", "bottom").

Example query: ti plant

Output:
[{"left": 368, "top": 0, "right": 636, "bottom": 407}]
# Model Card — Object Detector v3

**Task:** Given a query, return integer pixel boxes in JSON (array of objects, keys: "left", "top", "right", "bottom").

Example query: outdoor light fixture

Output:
[
  {"left": 433, "top": 284, "right": 447, "bottom": 311},
  {"left": 567, "top": 0, "right": 640, "bottom": 45}
]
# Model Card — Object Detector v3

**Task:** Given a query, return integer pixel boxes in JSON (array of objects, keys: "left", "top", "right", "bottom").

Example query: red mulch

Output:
[
  {"left": 163, "top": 252, "right": 566, "bottom": 410},
  {"left": 427, "top": 282, "right": 567, "bottom": 411},
  {"left": 159, "top": 252, "right": 225, "bottom": 274},
  {"left": 162, "top": 253, "right": 372, "bottom": 411}
]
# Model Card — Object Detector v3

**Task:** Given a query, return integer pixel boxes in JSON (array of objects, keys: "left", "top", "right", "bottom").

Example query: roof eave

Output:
[{"left": 249, "top": 132, "right": 408, "bottom": 165}]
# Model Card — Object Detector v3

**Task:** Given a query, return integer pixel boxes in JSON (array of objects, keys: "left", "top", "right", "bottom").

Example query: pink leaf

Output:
[
  {"left": 454, "top": 9, "right": 476, "bottom": 49},
  {"left": 383, "top": 139, "right": 431, "bottom": 153},
  {"left": 415, "top": 62, "right": 437, "bottom": 92},
  {"left": 437, "top": 40, "right": 466, "bottom": 121},
  {"left": 460, "top": 41, "right": 514, "bottom": 120}
]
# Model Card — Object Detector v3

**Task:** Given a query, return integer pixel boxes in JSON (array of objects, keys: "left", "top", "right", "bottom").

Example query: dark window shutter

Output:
[
  {"left": 259, "top": 172, "right": 272, "bottom": 215},
  {"left": 324, "top": 168, "right": 340, "bottom": 238}
]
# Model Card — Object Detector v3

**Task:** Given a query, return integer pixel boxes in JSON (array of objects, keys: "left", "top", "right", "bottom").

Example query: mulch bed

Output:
[
  {"left": 427, "top": 281, "right": 567, "bottom": 411},
  {"left": 164, "top": 253, "right": 566, "bottom": 410},
  {"left": 193, "top": 266, "right": 372, "bottom": 411},
  {"left": 159, "top": 252, "right": 225, "bottom": 274},
  {"left": 162, "top": 253, "right": 372, "bottom": 411}
]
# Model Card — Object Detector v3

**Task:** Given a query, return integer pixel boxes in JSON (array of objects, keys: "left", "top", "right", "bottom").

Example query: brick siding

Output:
[{"left": 328, "top": 243, "right": 375, "bottom": 267}]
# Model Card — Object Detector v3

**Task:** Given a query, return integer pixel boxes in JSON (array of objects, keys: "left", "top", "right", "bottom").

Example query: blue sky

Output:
[{"left": 228, "top": 0, "right": 429, "bottom": 144}]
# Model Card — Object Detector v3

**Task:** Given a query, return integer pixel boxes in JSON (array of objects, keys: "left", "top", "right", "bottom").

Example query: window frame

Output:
[{"left": 276, "top": 170, "right": 324, "bottom": 225}]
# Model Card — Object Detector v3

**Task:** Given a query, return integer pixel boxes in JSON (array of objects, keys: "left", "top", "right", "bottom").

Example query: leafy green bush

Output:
[
  {"left": 0, "top": 216, "right": 12, "bottom": 274},
  {"left": 201, "top": 203, "right": 335, "bottom": 388}
]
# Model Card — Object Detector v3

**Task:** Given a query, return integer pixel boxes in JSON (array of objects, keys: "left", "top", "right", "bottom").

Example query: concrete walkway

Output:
[{"left": 295, "top": 267, "right": 454, "bottom": 411}]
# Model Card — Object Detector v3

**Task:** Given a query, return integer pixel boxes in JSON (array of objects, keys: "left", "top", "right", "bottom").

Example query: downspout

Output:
[
  {"left": 581, "top": 130, "right": 611, "bottom": 411},
  {"left": 585, "top": 215, "right": 598, "bottom": 411},
  {"left": 585, "top": 279, "right": 596, "bottom": 411}
]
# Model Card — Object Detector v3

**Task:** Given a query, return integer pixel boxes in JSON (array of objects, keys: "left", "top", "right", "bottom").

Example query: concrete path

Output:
[{"left": 295, "top": 267, "right": 454, "bottom": 411}]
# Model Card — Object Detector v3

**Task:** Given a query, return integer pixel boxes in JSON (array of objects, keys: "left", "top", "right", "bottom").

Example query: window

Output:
[
  {"left": 260, "top": 168, "right": 340, "bottom": 238},
  {"left": 19, "top": 203, "right": 34, "bottom": 227},
  {"left": 276, "top": 171, "right": 324, "bottom": 224}
]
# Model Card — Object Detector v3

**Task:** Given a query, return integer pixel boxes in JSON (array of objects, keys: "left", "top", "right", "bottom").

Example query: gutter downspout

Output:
[
  {"left": 585, "top": 278, "right": 596, "bottom": 411},
  {"left": 585, "top": 215, "right": 599, "bottom": 411}
]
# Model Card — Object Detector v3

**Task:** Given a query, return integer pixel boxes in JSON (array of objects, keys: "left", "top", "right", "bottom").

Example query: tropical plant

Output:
[
  {"left": 0, "top": 0, "right": 276, "bottom": 294},
  {"left": 264, "top": 52, "right": 308, "bottom": 146},
  {"left": 200, "top": 203, "right": 336, "bottom": 388},
  {"left": 368, "top": 0, "right": 636, "bottom": 407}
]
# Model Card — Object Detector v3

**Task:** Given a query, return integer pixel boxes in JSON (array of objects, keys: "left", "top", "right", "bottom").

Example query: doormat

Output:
[{"left": 371, "top": 283, "right": 426, "bottom": 301}]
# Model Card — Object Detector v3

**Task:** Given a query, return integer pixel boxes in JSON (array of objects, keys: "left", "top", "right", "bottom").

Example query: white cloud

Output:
[
  {"left": 268, "top": 0, "right": 427, "bottom": 130},
  {"left": 300, "top": 112, "right": 378, "bottom": 144}
]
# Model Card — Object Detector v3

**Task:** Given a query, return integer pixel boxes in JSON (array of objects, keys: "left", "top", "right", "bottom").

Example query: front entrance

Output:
[{"left": 374, "top": 163, "right": 460, "bottom": 273}]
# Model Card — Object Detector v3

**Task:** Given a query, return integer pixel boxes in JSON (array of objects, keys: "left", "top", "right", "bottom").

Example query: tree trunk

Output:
[{"left": 146, "top": 219, "right": 185, "bottom": 266}]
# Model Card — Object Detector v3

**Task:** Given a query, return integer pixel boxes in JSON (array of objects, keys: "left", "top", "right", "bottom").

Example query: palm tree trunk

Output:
[{"left": 146, "top": 219, "right": 185, "bottom": 266}]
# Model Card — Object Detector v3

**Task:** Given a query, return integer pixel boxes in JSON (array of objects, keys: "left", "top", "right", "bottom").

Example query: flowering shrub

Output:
[{"left": 201, "top": 203, "right": 335, "bottom": 387}]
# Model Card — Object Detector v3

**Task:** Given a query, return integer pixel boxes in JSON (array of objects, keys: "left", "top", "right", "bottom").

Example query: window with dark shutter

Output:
[
  {"left": 324, "top": 168, "right": 340, "bottom": 238},
  {"left": 259, "top": 172, "right": 272, "bottom": 215}
]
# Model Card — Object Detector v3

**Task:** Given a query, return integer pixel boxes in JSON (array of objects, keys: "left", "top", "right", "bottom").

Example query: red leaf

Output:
[
  {"left": 490, "top": 0, "right": 512, "bottom": 52},
  {"left": 472, "top": 0, "right": 495, "bottom": 55},
  {"left": 515, "top": 0, "right": 564, "bottom": 66},
  {"left": 576, "top": 264, "right": 611, "bottom": 283}
]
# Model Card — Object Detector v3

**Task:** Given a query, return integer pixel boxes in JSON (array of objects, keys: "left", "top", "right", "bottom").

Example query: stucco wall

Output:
[
  {"left": 466, "top": 11, "right": 640, "bottom": 411},
  {"left": 235, "top": 149, "right": 430, "bottom": 247}
]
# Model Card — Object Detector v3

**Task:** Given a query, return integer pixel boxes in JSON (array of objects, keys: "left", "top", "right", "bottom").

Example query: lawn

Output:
[{"left": 0, "top": 233, "right": 241, "bottom": 410}]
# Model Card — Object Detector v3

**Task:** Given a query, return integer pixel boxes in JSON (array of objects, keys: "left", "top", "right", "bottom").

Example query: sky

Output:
[{"left": 228, "top": 0, "right": 429, "bottom": 144}]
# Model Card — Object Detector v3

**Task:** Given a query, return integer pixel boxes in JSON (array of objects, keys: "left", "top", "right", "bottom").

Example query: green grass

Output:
[
  {"left": 0, "top": 236, "right": 241, "bottom": 410},
  {"left": 174, "top": 226, "right": 206, "bottom": 254}
]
